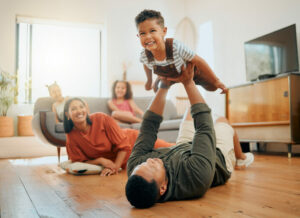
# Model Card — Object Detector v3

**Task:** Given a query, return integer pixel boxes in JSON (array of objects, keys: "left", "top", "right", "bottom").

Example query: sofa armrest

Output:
[{"left": 40, "top": 111, "right": 66, "bottom": 147}]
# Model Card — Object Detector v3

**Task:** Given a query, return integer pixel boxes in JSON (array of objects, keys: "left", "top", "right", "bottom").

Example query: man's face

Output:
[{"left": 132, "top": 158, "right": 167, "bottom": 186}]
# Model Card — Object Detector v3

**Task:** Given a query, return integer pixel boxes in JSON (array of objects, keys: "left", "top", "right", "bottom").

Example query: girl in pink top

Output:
[{"left": 108, "top": 80, "right": 144, "bottom": 123}]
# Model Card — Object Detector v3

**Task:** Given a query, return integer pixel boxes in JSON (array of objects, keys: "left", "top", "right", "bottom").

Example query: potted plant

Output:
[{"left": 0, "top": 68, "right": 15, "bottom": 137}]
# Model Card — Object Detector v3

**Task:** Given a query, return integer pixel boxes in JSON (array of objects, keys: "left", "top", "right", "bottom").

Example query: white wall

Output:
[
  {"left": 0, "top": 0, "right": 185, "bottom": 98},
  {"left": 0, "top": 0, "right": 185, "bottom": 134},
  {"left": 186, "top": 0, "right": 300, "bottom": 115},
  {"left": 1, "top": 0, "right": 300, "bottom": 137}
]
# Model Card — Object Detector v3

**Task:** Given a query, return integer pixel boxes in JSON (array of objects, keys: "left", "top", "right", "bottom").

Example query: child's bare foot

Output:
[
  {"left": 145, "top": 80, "right": 152, "bottom": 90},
  {"left": 214, "top": 80, "right": 228, "bottom": 94}
]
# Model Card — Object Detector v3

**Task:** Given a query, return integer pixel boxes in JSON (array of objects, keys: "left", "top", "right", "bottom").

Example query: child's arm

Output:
[
  {"left": 191, "top": 55, "right": 228, "bottom": 93},
  {"left": 107, "top": 100, "right": 120, "bottom": 112},
  {"left": 52, "top": 103, "right": 60, "bottom": 123},
  {"left": 143, "top": 64, "right": 153, "bottom": 90},
  {"left": 128, "top": 99, "right": 144, "bottom": 117}
]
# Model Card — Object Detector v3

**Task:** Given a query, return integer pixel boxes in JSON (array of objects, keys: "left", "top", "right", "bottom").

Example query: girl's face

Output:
[
  {"left": 66, "top": 100, "right": 87, "bottom": 125},
  {"left": 115, "top": 82, "right": 127, "bottom": 99},
  {"left": 137, "top": 19, "right": 167, "bottom": 52},
  {"left": 49, "top": 86, "right": 62, "bottom": 101}
]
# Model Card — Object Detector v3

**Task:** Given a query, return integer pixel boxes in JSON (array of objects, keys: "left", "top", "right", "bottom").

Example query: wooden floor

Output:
[{"left": 1, "top": 154, "right": 299, "bottom": 218}]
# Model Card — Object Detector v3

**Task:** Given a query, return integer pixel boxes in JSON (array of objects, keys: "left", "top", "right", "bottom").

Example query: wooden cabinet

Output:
[{"left": 226, "top": 73, "right": 300, "bottom": 156}]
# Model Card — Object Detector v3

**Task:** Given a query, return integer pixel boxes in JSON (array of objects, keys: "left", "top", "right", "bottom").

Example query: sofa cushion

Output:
[
  {"left": 82, "top": 97, "right": 111, "bottom": 115},
  {"left": 46, "top": 112, "right": 66, "bottom": 141},
  {"left": 55, "top": 123, "right": 64, "bottom": 133},
  {"left": 159, "top": 119, "right": 182, "bottom": 130},
  {"left": 131, "top": 119, "right": 182, "bottom": 131}
]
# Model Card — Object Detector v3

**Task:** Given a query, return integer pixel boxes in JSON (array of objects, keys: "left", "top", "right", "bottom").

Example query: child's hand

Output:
[
  {"left": 214, "top": 80, "right": 228, "bottom": 94},
  {"left": 145, "top": 80, "right": 152, "bottom": 90}
]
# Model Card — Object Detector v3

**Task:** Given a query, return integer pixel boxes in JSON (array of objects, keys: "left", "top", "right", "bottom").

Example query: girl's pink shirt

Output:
[{"left": 112, "top": 99, "right": 134, "bottom": 115}]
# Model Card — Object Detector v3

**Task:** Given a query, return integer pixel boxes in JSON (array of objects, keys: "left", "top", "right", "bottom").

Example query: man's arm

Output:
[
  {"left": 167, "top": 63, "right": 216, "bottom": 195},
  {"left": 127, "top": 84, "right": 170, "bottom": 176}
]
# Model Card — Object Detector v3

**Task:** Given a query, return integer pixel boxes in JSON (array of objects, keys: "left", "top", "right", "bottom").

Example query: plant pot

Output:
[
  {"left": 18, "top": 115, "right": 34, "bottom": 136},
  {"left": 0, "top": 116, "right": 14, "bottom": 137}
]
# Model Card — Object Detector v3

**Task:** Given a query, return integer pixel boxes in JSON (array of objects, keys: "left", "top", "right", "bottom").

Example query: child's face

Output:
[
  {"left": 49, "top": 86, "right": 62, "bottom": 101},
  {"left": 137, "top": 19, "right": 167, "bottom": 52},
  {"left": 115, "top": 82, "right": 127, "bottom": 99}
]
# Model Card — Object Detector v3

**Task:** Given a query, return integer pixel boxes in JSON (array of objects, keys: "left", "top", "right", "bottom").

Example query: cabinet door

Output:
[{"left": 227, "top": 77, "right": 290, "bottom": 124}]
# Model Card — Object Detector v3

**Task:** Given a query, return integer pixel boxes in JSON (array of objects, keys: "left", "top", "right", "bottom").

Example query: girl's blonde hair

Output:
[{"left": 46, "top": 81, "right": 60, "bottom": 93}]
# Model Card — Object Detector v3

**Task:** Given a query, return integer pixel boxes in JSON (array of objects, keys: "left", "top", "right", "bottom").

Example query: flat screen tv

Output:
[{"left": 244, "top": 24, "right": 299, "bottom": 81}]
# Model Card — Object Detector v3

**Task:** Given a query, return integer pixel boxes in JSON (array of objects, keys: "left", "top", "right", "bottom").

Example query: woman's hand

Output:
[
  {"left": 100, "top": 158, "right": 118, "bottom": 172},
  {"left": 100, "top": 167, "right": 117, "bottom": 176}
]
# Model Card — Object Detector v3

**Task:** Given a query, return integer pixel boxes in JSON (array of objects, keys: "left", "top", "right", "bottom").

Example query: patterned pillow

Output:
[{"left": 60, "top": 160, "right": 103, "bottom": 175}]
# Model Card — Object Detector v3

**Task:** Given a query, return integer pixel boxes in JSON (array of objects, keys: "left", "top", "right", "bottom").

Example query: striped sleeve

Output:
[
  {"left": 140, "top": 50, "right": 153, "bottom": 70},
  {"left": 173, "top": 39, "right": 195, "bottom": 61}
]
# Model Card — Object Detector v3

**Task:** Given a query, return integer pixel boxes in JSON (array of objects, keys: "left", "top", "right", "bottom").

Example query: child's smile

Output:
[
  {"left": 115, "top": 82, "right": 127, "bottom": 99},
  {"left": 137, "top": 19, "right": 167, "bottom": 54}
]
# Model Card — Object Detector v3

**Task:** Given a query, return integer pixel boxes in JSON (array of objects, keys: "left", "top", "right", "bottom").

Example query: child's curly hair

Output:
[
  {"left": 112, "top": 80, "right": 133, "bottom": 100},
  {"left": 135, "top": 9, "right": 165, "bottom": 28}
]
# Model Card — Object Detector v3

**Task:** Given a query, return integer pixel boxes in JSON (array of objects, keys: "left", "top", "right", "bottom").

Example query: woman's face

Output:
[
  {"left": 115, "top": 82, "right": 127, "bottom": 99},
  {"left": 66, "top": 100, "right": 87, "bottom": 125}
]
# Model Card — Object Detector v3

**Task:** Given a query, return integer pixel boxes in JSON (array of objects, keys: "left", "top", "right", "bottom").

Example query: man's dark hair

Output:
[
  {"left": 135, "top": 9, "right": 165, "bottom": 28},
  {"left": 63, "top": 97, "right": 92, "bottom": 133},
  {"left": 111, "top": 80, "right": 133, "bottom": 100},
  {"left": 125, "top": 175, "right": 159, "bottom": 208}
]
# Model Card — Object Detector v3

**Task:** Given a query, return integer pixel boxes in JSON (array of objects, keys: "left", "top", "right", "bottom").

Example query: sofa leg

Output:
[{"left": 57, "top": 147, "right": 61, "bottom": 163}]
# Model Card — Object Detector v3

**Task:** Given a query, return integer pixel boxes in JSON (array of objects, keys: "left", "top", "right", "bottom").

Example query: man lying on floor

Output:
[{"left": 125, "top": 62, "right": 253, "bottom": 208}]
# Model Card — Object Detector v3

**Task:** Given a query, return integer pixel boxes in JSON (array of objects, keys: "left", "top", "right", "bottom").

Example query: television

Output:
[{"left": 244, "top": 24, "right": 299, "bottom": 81}]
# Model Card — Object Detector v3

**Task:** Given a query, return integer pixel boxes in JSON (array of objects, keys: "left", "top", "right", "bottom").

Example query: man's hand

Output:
[
  {"left": 158, "top": 77, "right": 175, "bottom": 89},
  {"left": 166, "top": 62, "right": 195, "bottom": 86}
]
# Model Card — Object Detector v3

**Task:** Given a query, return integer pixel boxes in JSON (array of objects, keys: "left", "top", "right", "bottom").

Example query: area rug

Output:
[{"left": 0, "top": 136, "right": 66, "bottom": 159}]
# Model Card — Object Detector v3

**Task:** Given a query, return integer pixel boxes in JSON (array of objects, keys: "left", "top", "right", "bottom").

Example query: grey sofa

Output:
[{"left": 32, "top": 96, "right": 183, "bottom": 161}]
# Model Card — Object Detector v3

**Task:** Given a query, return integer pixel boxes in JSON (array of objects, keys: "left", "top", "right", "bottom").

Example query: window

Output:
[{"left": 16, "top": 17, "right": 106, "bottom": 103}]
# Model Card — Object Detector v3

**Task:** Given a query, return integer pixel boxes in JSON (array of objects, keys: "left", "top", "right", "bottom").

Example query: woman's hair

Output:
[
  {"left": 63, "top": 97, "right": 92, "bottom": 133},
  {"left": 111, "top": 80, "right": 133, "bottom": 100},
  {"left": 125, "top": 175, "right": 159, "bottom": 208}
]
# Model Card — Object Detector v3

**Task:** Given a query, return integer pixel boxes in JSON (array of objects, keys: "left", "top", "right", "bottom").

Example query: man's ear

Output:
[{"left": 159, "top": 181, "right": 168, "bottom": 196}]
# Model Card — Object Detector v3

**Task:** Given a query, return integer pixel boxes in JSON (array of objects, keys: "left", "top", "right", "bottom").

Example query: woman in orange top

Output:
[{"left": 63, "top": 97, "right": 173, "bottom": 176}]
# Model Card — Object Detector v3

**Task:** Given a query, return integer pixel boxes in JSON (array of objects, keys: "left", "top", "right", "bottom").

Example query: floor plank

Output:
[
  {"left": 0, "top": 161, "right": 39, "bottom": 218},
  {"left": 1, "top": 154, "right": 300, "bottom": 218}
]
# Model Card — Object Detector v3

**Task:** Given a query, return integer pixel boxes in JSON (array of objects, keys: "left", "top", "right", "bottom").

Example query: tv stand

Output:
[
  {"left": 226, "top": 73, "right": 300, "bottom": 157},
  {"left": 258, "top": 74, "right": 276, "bottom": 80}
]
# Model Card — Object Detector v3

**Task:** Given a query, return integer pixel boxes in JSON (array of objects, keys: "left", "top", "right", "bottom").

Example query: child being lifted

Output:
[{"left": 135, "top": 9, "right": 227, "bottom": 93}]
